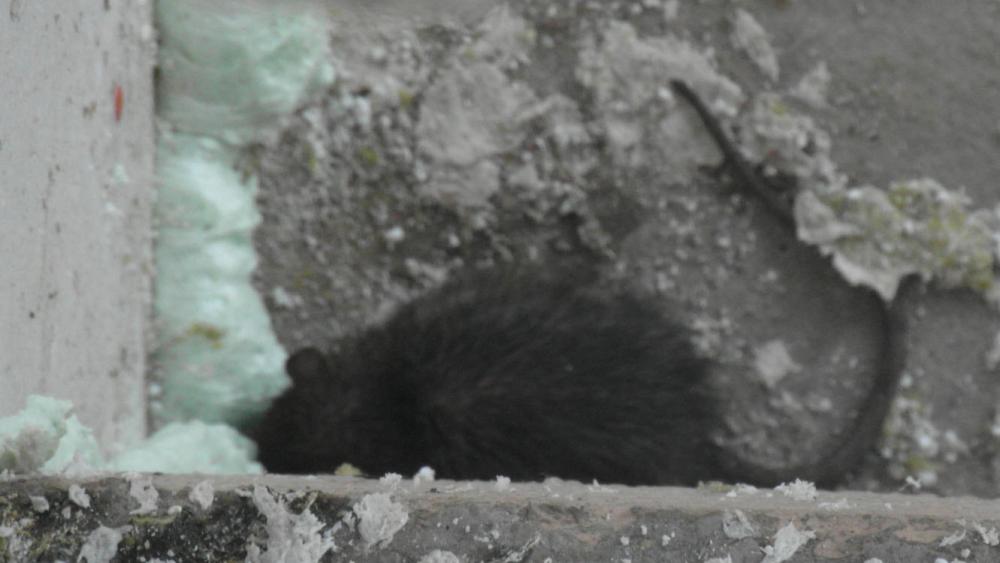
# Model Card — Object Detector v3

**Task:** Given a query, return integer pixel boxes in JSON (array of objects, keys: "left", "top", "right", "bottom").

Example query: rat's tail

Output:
[
  {"left": 725, "top": 280, "right": 910, "bottom": 488},
  {"left": 670, "top": 79, "right": 911, "bottom": 487}
]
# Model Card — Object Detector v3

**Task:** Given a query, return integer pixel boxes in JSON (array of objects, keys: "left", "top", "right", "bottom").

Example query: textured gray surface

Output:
[
  {"left": 0, "top": 3, "right": 155, "bottom": 447},
  {"left": 2, "top": 474, "right": 999, "bottom": 562},
  {"left": 249, "top": 0, "right": 1000, "bottom": 497}
]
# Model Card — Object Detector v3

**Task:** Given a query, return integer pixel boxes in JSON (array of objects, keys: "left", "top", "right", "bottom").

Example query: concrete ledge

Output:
[{"left": 1, "top": 475, "right": 997, "bottom": 562}]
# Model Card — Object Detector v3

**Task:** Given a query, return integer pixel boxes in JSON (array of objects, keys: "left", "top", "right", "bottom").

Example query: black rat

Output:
[{"left": 251, "top": 80, "right": 910, "bottom": 487}]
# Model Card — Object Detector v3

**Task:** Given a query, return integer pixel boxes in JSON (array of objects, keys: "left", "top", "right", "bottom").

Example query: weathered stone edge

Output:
[{"left": 1, "top": 475, "right": 997, "bottom": 562}]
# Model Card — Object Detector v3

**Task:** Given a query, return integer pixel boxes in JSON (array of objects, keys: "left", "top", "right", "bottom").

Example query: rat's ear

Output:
[{"left": 285, "top": 347, "right": 329, "bottom": 385}]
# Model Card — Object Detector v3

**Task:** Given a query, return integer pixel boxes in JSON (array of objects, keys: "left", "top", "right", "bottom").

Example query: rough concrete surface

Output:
[
  {"left": 247, "top": 0, "right": 1000, "bottom": 498},
  {"left": 0, "top": 3, "right": 156, "bottom": 447},
  {"left": 2, "top": 474, "right": 999, "bottom": 562}
]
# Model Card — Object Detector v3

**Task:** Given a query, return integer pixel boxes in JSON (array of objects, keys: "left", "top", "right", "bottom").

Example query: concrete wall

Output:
[{"left": 0, "top": 2, "right": 155, "bottom": 447}]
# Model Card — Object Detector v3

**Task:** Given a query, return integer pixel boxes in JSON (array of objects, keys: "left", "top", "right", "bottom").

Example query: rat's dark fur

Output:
[
  {"left": 254, "top": 269, "right": 725, "bottom": 485},
  {"left": 252, "top": 81, "right": 908, "bottom": 487}
]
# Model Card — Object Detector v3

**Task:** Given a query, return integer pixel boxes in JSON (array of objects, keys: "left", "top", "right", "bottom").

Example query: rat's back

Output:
[{"left": 296, "top": 267, "right": 727, "bottom": 485}]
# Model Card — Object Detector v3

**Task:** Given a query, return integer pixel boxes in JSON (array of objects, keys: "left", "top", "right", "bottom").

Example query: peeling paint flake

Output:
[
  {"left": 774, "top": 479, "right": 817, "bottom": 501},
  {"left": 246, "top": 485, "right": 336, "bottom": 563},
  {"left": 722, "top": 509, "right": 756, "bottom": 539},
  {"left": 761, "top": 522, "right": 815, "bottom": 563},
  {"left": 127, "top": 473, "right": 159, "bottom": 515},
  {"left": 419, "top": 550, "right": 461, "bottom": 563},
  {"left": 939, "top": 529, "right": 966, "bottom": 547},
  {"left": 29, "top": 494, "right": 49, "bottom": 512},
  {"left": 413, "top": 466, "right": 436, "bottom": 483},
  {"left": 790, "top": 61, "right": 831, "bottom": 108},
  {"left": 731, "top": 9, "right": 779, "bottom": 81},
  {"left": 973, "top": 522, "right": 999, "bottom": 546},
  {"left": 753, "top": 340, "right": 801, "bottom": 388},
  {"left": 352, "top": 492, "right": 409, "bottom": 550},
  {"left": 68, "top": 484, "right": 91, "bottom": 509},
  {"left": 188, "top": 480, "right": 215, "bottom": 511},
  {"left": 78, "top": 525, "right": 131, "bottom": 563},
  {"left": 0, "top": 522, "right": 32, "bottom": 560}
]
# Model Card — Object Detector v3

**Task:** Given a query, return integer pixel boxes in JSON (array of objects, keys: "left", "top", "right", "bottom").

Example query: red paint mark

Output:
[{"left": 114, "top": 84, "right": 124, "bottom": 122}]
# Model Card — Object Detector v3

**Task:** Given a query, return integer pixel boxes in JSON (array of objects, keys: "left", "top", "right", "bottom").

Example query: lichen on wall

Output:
[
  {"left": 796, "top": 179, "right": 997, "bottom": 302},
  {"left": 735, "top": 92, "right": 1000, "bottom": 303}
]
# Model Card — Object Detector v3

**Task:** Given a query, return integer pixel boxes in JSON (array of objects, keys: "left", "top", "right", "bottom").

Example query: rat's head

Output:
[
  {"left": 252, "top": 347, "right": 357, "bottom": 473},
  {"left": 252, "top": 344, "right": 426, "bottom": 475}
]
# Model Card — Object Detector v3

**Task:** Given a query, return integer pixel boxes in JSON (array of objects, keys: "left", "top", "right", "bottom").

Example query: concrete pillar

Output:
[{"left": 0, "top": 1, "right": 155, "bottom": 448}]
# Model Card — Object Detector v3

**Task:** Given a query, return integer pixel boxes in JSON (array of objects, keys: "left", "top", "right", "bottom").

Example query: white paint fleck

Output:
[
  {"left": 384, "top": 226, "right": 406, "bottom": 244},
  {"left": 353, "top": 492, "right": 409, "bottom": 549},
  {"left": 380, "top": 473, "right": 403, "bottom": 491},
  {"left": 78, "top": 525, "right": 130, "bottom": 563},
  {"left": 413, "top": 466, "right": 436, "bottom": 484},
  {"left": 0, "top": 522, "right": 31, "bottom": 560},
  {"left": 774, "top": 479, "right": 817, "bottom": 501},
  {"left": 940, "top": 529, "right": 966, "bottom": 546},
  {"left": 587, "top": 479, "right": 617, "bottom": 493},
  {"left": 818, "top": 498, "right": 851, "bottom": 511},
  {"left": 754, "top": 340, "right": 801, "bottom": 388},
  {"left": 761, "top": 523, "right": 815, "bottom": 563},
  {"left": 620, "top": 535, "right": 630, "bottom": 546},
  {"left": 501, "top": 534, "right": 540, "bottom": 562},
  {"left": 704, "top": 556, "right": 732, "bottom": 563},
  {"left": 725, "top": 484, "right": 759, "bottom": 497},
  {"left": 973, "top": 522, "right": 999, "bottom": 546},
  {"left": 270, "top": 287, "right": 301, "bottom": 309},
  {"left": 418, "top": 550, "right": 461, "bottom": 563},
  {"left": 127, "top": 474, "right": 159, "bottom": 515},
  {"left": 663, "top": 0, "right": 679, "bottom": 21},
  {"left": 790, "top": 61, "right": 831, "bottom": 108},
  {"left": 495, "top": 475, "right": 512, "bottom": 491},
  {"left": 246, "top": 485, "right": 336, "bottom": 562},
  {"left": 722, "top": 509, "right": 756, "bottom": 539},
  {"left": 507, "top": 163, "right": 543, "bottom": 192},
  {"left": 731, "top": 9, "right": 779, "bottom": 81},
  {"left": 188, "top": 480, "right": 214, "bottom": 511},
  {"left": 986, "top": 330, "right": 1000, "bottom": 370},
  {"left": 29, "top": 495, "right": 50, "bottom": 512},
  {"left": 68, "top": 484, "right": 91, "bottom": 509}
]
